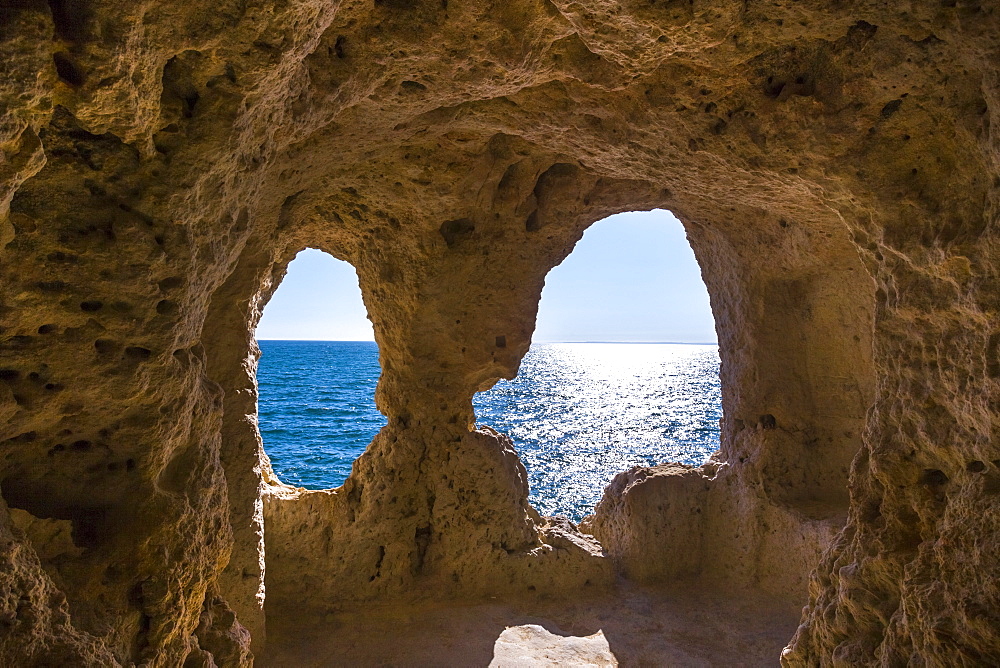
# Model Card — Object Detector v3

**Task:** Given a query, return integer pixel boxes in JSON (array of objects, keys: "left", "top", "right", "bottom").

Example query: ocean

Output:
[{"left": 257, "top": 340, "right": 721, "bottom": 522}]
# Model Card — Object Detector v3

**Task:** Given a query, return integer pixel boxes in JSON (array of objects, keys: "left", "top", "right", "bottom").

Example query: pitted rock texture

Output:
[{"left": 1, "top": 0, "right": 998, "bottom": 665}]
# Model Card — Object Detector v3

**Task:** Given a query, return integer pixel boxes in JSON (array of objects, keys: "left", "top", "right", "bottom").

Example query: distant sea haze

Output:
[{"left": 257, "top": 340, "right": 721, "bottom": 522}]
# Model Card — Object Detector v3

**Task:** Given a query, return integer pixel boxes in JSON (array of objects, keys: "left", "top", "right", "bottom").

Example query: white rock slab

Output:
[{"left": 489, "top": 624, "right": 618, "bottom": 667}]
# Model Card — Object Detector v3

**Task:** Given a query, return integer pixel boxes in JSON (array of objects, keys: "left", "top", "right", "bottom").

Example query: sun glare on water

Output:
[{"left": 473, "top": 342, "right": 722, "bottom": 521}]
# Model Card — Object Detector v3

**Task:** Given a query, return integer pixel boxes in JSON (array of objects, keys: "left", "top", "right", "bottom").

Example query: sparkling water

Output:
[{"left": 258, "top": 340, "right": 721, "bottom": 521}]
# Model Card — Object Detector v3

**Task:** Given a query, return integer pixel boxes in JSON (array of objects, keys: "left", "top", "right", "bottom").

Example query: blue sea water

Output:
[
  {"left": 256, "top": 341, "right": 386, "bottom": 487},
  {"left": 258, "top": 340, "right": 721, "bottom": 521}
]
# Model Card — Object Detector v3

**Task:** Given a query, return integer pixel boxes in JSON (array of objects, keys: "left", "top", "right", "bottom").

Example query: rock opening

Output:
[
  {"left": 473, "top": 209, "right": 722, "bottom": 521},
  {"left": 255, "top": 249, "right": 383, "bottom": 490}
]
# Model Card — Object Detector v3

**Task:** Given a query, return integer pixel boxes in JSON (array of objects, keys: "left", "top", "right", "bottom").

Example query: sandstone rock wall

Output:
[{"left": 0, "top": 0, "right": 997, "bottom": 664}]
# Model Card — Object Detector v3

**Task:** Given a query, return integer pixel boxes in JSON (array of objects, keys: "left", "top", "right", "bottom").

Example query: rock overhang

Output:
[{"left": 0, "top": 1, "right": 998, "bottom": 664}]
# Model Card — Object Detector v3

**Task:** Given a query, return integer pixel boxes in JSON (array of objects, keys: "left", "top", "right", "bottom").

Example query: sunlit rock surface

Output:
[
  {"left": 0, "top": 0, "right": 998, "bottom": 664},
  {"left": 489, "top": 625, "right": 617, "bottom": 667}
]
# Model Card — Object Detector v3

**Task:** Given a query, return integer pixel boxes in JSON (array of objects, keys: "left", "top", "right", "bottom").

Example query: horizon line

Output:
[{"left": 257, "top": 338, "right": 719, "bottom": 345}]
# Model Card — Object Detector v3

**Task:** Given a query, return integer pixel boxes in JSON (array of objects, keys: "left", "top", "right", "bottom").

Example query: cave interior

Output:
[{"left": 0, "top": 0, "right": 998, "bottom": 665}]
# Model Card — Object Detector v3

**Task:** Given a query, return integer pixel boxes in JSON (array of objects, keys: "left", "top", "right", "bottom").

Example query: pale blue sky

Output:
[{"left": 255, "top": 209, "right": 717, "bottom": 343}]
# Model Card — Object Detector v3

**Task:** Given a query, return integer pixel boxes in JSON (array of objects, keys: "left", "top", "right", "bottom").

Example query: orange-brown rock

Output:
[{"left": 0, "top": 0, "right": 998, "bottom": 664}]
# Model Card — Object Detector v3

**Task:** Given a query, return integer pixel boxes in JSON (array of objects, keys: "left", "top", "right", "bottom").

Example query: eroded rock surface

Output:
[{"left": 0, "top": 0, "right": 998, "bottom": 664}]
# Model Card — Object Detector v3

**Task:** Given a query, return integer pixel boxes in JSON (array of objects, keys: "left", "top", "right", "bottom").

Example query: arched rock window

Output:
[
  {"left": 474, "top": 209, "right": 721, "bottom": 520},
  {"left": 255, "top": 249, "right": 384, "bottom": 489}
]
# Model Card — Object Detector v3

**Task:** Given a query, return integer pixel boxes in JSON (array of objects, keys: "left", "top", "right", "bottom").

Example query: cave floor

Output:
[{"left": 260, "top": 581, "right": 801, "bottom": 667}]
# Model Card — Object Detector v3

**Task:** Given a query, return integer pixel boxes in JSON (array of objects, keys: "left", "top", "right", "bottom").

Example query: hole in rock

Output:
[
  {"left": 255, "top": 248, "right": 384, "bottom": 489},
  {"left": 0, "top": 477, "right": 112, "bottom": 550},
  {"left": 53, "top": 51, "right": 86, "bottom": 86},
  {"left": 474, "top": 210, "right": 721, "bottom": 521}
]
